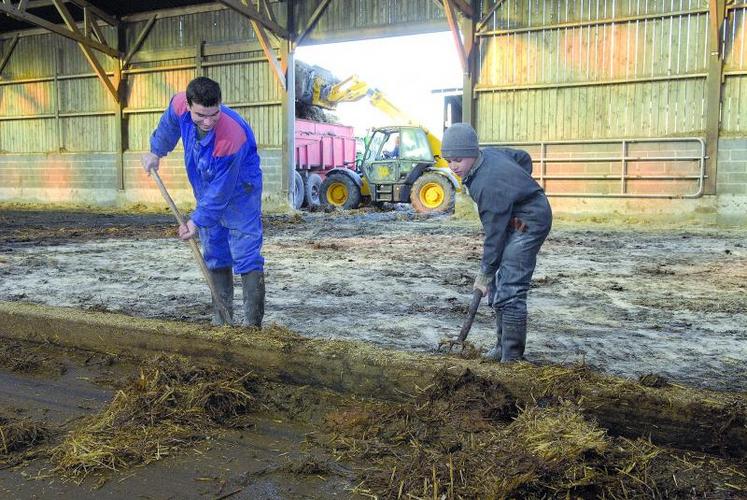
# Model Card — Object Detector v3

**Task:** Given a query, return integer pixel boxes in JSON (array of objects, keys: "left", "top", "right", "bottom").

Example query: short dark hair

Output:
[{"left": 186, "top": 77, "right": 222, "bottom": 107}]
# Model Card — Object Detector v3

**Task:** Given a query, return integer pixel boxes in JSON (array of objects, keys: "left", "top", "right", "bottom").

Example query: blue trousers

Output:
[
  {"left": 198, "top": 224, "right": 264, "bottom": 274},
  {"left": 491, "top": 215, "right": 551, "bottom": 360}
]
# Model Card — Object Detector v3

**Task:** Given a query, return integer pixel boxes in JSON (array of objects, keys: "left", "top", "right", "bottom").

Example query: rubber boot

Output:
[
  {"left": 483, "top": 311, "right": 502, "bottom": 361},
  {"left": 500, "top": 309, "right": 527, "bottom": 362},
  {"left": 210, "top": 267, "right": 234, "bottom": 326},
  {"left": 241, "top": 271, "right": 265, "bottom": 327}
]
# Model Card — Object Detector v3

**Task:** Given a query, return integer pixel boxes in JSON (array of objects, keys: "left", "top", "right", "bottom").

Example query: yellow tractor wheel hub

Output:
[
  {"left": 327, "top": 181, "right": 349, "bottom": 206},
  {"left": 419, "top": 182, "right": 445, "bottom": 208}
]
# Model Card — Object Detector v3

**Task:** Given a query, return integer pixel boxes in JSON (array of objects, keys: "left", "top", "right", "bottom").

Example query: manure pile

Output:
[
  {"left": 1, "top": 351, "right": 744, "bottom": 498},
  {"left": 313, "top": 368, "right": 747, "bottom": 498}
]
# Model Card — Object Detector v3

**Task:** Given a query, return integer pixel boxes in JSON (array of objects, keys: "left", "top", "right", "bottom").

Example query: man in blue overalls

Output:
[
  {"left": 141, "top": 77, "right": 264, "bottom": 327},
  {"left": 442, "top": 123, "right": 552, "bottom": 362}
]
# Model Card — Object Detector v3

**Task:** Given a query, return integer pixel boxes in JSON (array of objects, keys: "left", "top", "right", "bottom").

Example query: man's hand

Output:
[
  {"left": 473, "top": 271, "right": 491, "bottom": 296},
  {"left": 141, "top": 152, "right": 161, "bottom": 176},
  {"left": 178, "top": 219, "right": 197, "bottom": 241}
]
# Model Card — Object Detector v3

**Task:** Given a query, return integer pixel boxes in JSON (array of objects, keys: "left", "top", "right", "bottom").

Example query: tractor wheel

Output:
[
  {"left": 410, "top": 172, "right": 455, "bottom": 213},
  {"left": 305, "top": 173, "right": 323, "bottom": 207},
  {"left": 292, "top": 171, "right": 305, "bottom": 210},
  {"left": 320, "top": 174, "right": 362, "bottom": 210}
]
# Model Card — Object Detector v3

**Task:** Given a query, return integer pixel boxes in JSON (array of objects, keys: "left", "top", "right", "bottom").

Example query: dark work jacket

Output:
[{"left": 462, "top": 147, "right": 552, "bottom": 277}]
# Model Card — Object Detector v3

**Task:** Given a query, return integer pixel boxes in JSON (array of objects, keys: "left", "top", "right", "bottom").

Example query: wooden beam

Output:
[
  {"left": 86, "top": 7, "right": 107, "bottom": 44},
  {"left": 24, "top": 0, "right": 117, "bottom": 26},
  {"left": 0, "top": 33, "right": 19, "bottom": 75},
  {"left": 251, "top": 19, "right": 285, "bottom": 90},
  {"left": 296, "top": 0, "right": 332, "bottom": 46},
  {"left": 0, "top": 1, "right": 120, "bottom": 57},
  {"left": 122, "top": 14, "right": 157, "bottom": 68},
  {"left": 260, "top": 0, "right": 278, "bottom": 26},
  {"left": 51, "top": 0, "right": 118, "bottom": 102},
  {"left": 433, "top": 0, "right": 473, "bottom": 18},
  {"left": 67, "top": 0, "right": 117, "bottom": 26},
  {"left": 443, "top": 0, "right": 467, "bottom": 73},
  {"left": 217, "top": 0, "right": 289, "bottom": 39}
]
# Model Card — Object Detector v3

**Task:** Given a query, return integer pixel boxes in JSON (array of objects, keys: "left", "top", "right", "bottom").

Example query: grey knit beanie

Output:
[{"left": 441, "top": 123, "right": 479, "bottom": 159}]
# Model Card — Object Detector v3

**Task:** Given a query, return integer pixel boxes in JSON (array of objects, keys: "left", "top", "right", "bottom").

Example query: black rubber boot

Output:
[
  {"left": 241, "top": 271, "right": 265, "bottom": 327},
  {"left": 483, "top": 311, "right": 502, "bottom": 361},
  {"left": 210, "top": 267, "right": 234, "bottom": 326},
  {"left": 500, "top": 309, "right": 527, "bottom": 362}
]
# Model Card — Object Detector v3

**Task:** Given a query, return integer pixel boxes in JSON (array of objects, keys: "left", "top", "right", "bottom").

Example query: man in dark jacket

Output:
[{"left": 442, "top": 123, "right": 552, "bottom": 362}]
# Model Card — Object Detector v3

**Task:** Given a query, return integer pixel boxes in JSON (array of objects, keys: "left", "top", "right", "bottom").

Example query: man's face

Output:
[
  {"left": 446, "top": 156, "right": 477, "bottom": 179},
  {"left": 188, "top": 102, "right": 221, "bottom": 132}
]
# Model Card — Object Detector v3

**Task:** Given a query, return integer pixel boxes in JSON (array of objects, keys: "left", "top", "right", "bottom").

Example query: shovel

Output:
[
  {"left": 438, "top": 288, "right": 484, "bottom": 353},
  {"left": 150, "top": 170, "right": 233, "bottom": 325}
]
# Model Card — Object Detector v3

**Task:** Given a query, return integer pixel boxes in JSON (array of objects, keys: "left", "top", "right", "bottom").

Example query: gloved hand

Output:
[
  {"left": 178, "top": 219, "right": 197, "bottom": 241},
  {"left": 140, "top": 152, "right": 160, "bottom": 175},
  {"left": 473, "top": 271, "right": 492, "bottom": 296}
]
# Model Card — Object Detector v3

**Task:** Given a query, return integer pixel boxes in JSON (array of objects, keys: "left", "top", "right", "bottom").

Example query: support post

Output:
[
  {"left": 280, "top": 2, "right": 295, "bottom": 209},
  {"left": 461, "top": 0, "right": 478, "bottom": 126},
  {"left": 704, "top": 0, "right": 725, "bottom": 195},
  {"left": 281, "top": 40, "right": 295, "bottom": 209},
  {"left": 115, "top": 23, "right": 125, "bottom": 191}
]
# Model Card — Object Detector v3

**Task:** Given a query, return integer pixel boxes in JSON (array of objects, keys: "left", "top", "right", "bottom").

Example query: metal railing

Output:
[{"left": 481, "top": 137, "right": 706, "bottom": 199}]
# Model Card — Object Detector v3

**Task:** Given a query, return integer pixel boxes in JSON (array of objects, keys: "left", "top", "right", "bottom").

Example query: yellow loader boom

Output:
[{"left": 296, "top": 62, "right": 446, "bottom": 168}]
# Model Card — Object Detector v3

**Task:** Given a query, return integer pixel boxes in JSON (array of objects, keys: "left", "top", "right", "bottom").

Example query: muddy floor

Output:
[
  {"left": 0, "top": 340, "right": 359, "bottom": 499},
  {"left": 0, "top": 207, "right": 745, "bottom": 392}
]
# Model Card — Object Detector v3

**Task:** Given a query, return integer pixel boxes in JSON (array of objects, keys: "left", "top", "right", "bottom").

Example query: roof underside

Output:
[{"left": 0, "top": 0, "right": 213, "bottom": 33}]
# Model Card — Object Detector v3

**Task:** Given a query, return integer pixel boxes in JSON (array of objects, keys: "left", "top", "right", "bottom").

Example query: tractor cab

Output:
[
  {"left": 360, "top": 126, "right": 435, "bottom": 203},
  {"left": 320, "top": 125, "right": 459, "bottom": 213}
]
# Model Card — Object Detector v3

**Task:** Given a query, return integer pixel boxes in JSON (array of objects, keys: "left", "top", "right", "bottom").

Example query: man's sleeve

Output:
[
  {"left": 476, "top": 182, "right": 514, "bottom": 276},
  {"left": 190, "top": 151, "right": 242, "bottom": 228},
  {"left": 149, "top": 95, "right": 182, "bottom": 157}
]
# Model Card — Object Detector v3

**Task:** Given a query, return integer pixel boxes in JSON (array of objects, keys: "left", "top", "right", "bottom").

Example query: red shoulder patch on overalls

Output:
[
  {"left": 213, "top": 113, "right": 247, "bottom": 157},
  {"left": 171, "top": 92, "right": 189, "bottom": 115}
]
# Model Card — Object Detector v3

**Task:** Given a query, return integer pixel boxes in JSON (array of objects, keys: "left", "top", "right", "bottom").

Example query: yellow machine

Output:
[{"left": 296, "top": 62, "right": 459, "bottom": 213}]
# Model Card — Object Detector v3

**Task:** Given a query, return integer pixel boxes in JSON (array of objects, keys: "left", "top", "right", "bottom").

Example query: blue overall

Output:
[
  {"left": 463, "top": 148, "right": 552, "bottom": 361},
  {"left": 150, "top": 92, "right": 264, "bottom": 274}
]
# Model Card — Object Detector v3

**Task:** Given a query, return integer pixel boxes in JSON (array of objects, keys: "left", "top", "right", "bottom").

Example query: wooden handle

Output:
[
  {"left": 456, "top": 288, "right": 483, "bottom": 343},
  {"left": 150, "top": 170, "right": 233, "bottom": 324}
]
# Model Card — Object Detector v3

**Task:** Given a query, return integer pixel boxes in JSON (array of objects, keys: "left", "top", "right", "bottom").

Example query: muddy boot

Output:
[
  {"left": 483, "top": 311, "right": 502, "bottom": 361},
  {"left": 210, "top": 267, "right": 234, "bottom": 326},
  {"left": 241, "top": 271, "right": 265, "bottom": 327},
  {"left": 501, "top": 309, "right": 527, "bottom": 362}
]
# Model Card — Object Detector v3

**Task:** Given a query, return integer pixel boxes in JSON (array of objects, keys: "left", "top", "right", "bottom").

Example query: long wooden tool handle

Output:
[
  {"left": 150, "top": 170, "right": 233, "bottom": 324},
  {"left": 456, "top": 288, "right": 483, "bottom": 343}
]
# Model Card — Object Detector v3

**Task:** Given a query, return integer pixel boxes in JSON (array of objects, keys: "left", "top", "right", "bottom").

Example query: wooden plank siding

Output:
[
  {"left": 0, "top": 8, "right": 284, "bottom": 156},
  {"left": 473, "top": 0, "right": 746, "bottom": 198}
]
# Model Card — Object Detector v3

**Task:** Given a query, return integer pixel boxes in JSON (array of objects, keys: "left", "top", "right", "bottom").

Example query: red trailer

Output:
[{"left": 293, "top": 119, "right": 357, "bottom": 208}]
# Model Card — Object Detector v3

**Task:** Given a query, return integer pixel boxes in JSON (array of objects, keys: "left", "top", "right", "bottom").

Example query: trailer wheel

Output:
[
  {"left": 410, "top": 172, "right": 455, "bottom": 213},
  {"left": 292, "top": 171, "right": 305, "bottom": 210},
  {"left": 320, "top": 174, "right": 361, "bottom": 209},
  {"left": 305, "top": 173, "right": 323, "bottom": 207}
]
